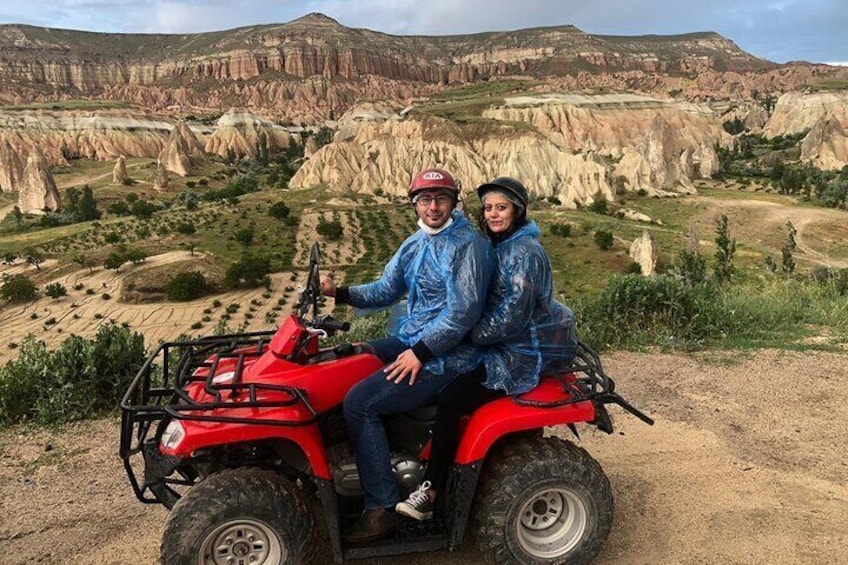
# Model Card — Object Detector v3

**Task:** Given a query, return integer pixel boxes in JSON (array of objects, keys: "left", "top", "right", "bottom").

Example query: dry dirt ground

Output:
[{"left": 1, "top": 349, "right": 846, "bottom": 565}]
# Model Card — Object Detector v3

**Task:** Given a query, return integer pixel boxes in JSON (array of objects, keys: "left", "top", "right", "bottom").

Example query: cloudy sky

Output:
[{"left": 0, "top": 0, "right": 845, "bottom": 65}]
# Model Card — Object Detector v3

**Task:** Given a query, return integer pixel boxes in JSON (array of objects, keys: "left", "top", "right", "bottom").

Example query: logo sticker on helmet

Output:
[{"left": 422, "top": 172, "right": 444, "bottom": 180}]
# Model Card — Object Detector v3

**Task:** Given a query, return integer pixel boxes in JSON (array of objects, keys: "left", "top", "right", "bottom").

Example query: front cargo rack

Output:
[{"left": 119, "top": 330, "right": 320, "bottom": 480}]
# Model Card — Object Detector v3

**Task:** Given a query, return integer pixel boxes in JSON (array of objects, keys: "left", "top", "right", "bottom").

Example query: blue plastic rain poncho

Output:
[
  {"left": 471, "top": 221, "right": 577, "bottom": 394},
  {"left": 347, "top": 210, "right": 494, "bottom": 376}
]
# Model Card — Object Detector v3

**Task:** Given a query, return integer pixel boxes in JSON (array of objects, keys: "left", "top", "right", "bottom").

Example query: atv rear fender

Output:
[{"left": 453, "top": 378, "right": 596, "bottom": 464}]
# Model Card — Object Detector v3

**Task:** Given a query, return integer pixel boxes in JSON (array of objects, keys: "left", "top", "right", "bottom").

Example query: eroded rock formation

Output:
[
  {"left": 153, "top": 159, "right": 169, "bottom": 191},
  {"left": 17, "top": 147, "right": 60, "bottom": 213},
  {"left": 764, "top": 92, "right": 848, "bottom": 137},
  {"left": 800, "top": 117, "right": 848, "bottom": 170},
  {"left": 292, "top": 95, "right": 727, "bottom": 205},
  {"left": 159, "top": 119, "right": 207, "bottom": 177},
  {"left": 113, "top": 155, "right": 128, "bottom": 183},
  {"left": 0, "top": 138, "right": 23, "bottom": 192},
  {"left": 205, "top": 108, "right": 298, "bottom": 159}
]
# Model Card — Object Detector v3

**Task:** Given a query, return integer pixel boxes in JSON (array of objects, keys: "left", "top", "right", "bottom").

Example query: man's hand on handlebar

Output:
[{"left": 319, "top": 275, "right": 336, "bottom": 297}]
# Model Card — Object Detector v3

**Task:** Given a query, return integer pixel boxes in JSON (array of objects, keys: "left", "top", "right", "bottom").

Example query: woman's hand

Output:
[
  {"left": 319, "top": 275, "right": 337, "bottom": 297},
  {"left": 384, "top": 349, "right": 423, "bottom": 385}
]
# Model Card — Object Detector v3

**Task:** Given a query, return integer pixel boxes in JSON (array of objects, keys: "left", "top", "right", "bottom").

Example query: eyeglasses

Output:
[{"left": 414, "top": 195, "right": 453, "bottom": 207}]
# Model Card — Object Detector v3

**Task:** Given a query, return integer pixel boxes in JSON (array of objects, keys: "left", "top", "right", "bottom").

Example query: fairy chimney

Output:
[
  {"left": 17, "top": 147, "right": 60, "bottom": 213},
  {"left": 160, "top": 119, "right": 208, "bottom": 177},
  {"left": 153, "top": 159, "right": 169, "bottom": 191},
  {"left": 629, "top": 229, "right": 659, "bottom": 276},
  {"left": 0, "top": 138, "right": 24, "bottom": 193},
  {"left": 113, "top": 155, "right": 128, "bottom": 183}
]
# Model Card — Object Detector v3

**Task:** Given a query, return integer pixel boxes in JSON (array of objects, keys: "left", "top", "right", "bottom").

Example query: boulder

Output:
[
  {"left": 629, "top": 230, "right": 659, "bottom": 276},
  {"left": 17, "top": 147, "right": 60, "bottom": 213}
]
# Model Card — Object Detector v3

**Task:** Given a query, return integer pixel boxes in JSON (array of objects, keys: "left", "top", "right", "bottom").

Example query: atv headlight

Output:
[{"left": 160, "top": 420, "right": 185, "bottom": 451}]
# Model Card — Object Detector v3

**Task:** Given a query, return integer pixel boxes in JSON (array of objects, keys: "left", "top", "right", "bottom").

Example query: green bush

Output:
[
  {"left": 593, "top": 230, "right": 614, "bottom": 250},
  {"left": 317, "top": 218, "right": 344, "bottom": 240},
  {"left": 223, "top": 255, "right": 271, "bottom": 289},
  {"left": 268, "top": 201, "right": 290, "bottom": 220},
  {"left": 44, "top": 282, "right": 67, "bottom": 299},
  {"left": 0, "top": 324, "right": 145, "bottom": 426},
  {"left": 578, "top": 274, "right": 722, "bottom": 349},
  {"left": 166, "top": 271, "right": 210, "bottom": 301},
  {"left": 1, "top": 274, "right": 39, "bottom": 303}
]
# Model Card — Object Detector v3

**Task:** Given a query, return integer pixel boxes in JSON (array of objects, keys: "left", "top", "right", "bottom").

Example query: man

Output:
[{"left": 320, "top": 168, "right": 493, "bottom": 542}]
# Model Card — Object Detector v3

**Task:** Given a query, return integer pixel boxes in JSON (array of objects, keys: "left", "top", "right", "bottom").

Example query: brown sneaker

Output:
[{"left": 342, "top": 507, "right": 401, "bottom": 543}]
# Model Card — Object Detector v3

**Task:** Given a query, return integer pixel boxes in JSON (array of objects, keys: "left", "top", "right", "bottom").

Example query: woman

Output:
[{"left": 395, "top": 176, "right": 578, "bottom": 521}]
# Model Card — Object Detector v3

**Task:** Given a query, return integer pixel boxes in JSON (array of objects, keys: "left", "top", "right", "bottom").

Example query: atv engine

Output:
[{"left": 329, "top": 446, "right": 425, "bottom": 497}]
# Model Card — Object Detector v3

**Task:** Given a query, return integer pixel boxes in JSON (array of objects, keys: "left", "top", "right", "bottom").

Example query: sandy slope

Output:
[{"left": 1, "top": 349, "right": 846, "bottom": 564}]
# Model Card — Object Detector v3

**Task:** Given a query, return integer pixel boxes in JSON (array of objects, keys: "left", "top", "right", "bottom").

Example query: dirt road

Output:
[{"left": 1, "top": 349, "right": 847, "bottom": 564}]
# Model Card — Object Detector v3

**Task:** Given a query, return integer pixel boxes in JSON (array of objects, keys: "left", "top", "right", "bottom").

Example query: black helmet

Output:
[
  {"left": 476, "top": 177, "right": 529, "bottom": 209},
  {"left": 476, "top": 177, "right": 529, "bottom": 242}
]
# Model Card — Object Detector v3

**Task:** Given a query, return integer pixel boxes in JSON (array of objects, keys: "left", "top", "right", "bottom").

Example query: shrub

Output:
[
  {"left": 166, "top": 271, "right": 209, "bottom": 301},
  {"left": 578, "top": 274, "right": 722, "bottom": 349},
  {"left": 317, "top": 218, "right": 343, "bottom": 240},
  {"left": 268, "top": 201, "right": 291, "bottom": 220},
  {"left": 175, "top": 221, "right": 197, "bottom": 235},
  {"left": 223, "top": 255, "right": 271, "bottom": 289},
  {"left": 44, "top": 282, "right": 68, "bottom": 299},
  {"left": 588, "top": 198, "right": 609, "bottom": 215},
  {"left": 234, "top": 227, "right": 255, "bottom": 246},
  {"left": 549, "top": 223, "right": 571, "bottom": 238},
  {"left": 593, "top": 230, "right": 614, "bottom": 251},
  {"left": 1, "top": 274, "right": 39, "bottom": 303},
  {"left": 0, "top": 324, "right": 145, "bottom": 426}
]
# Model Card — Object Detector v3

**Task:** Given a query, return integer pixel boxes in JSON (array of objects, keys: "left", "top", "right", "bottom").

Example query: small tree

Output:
[
  {"left": 12, "top": 206, "right": 23, "bottom": 225},
  {"left": 317, "top": 218, "right": 344, "bottom": 240},
  {"left": 1, "top": 273, "right": 39, "bottom": 303},
  {"left": 781, "top": 220, "right": 797, "bottom": 276},
  {"left": 104, "top": 253, "right": 125, "bottom": 271},
  {"left": 44, "top": 282, "right": 67, "bottom": 299},
  {"left": 234, "top": 227, "right": 255, "bottom": 247},
  {"left": 166, "top": 271, "right": 209, "bottom": 301},
  {"left": 268, "top": 201, "right": 290, "bottom": 221},
  {"left": 593, "top": 230, "right": 614, "bottom": 251},
  {"left": 24, "top": 250, "right": 44, "bottom": 271},
  {"left": 72, "top": 253, "right": 94, "bottom": 274},
  {"left": 712, "top": 214, "right": 736, "bottom": 285}
]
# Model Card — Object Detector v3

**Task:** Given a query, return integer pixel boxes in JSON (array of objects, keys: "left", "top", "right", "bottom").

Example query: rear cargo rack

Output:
[{"left": 514, "top": 341, "right": 654, "bottom": 426}]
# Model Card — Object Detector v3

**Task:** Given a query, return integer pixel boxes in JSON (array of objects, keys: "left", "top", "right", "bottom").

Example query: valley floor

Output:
[{"left": 1, "top": 349, "right": 846, "bottom": 564}]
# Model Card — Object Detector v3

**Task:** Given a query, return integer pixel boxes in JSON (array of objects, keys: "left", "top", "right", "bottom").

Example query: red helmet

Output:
[{"left": 408, "top": 168, "right": 460, "bottom": 199}]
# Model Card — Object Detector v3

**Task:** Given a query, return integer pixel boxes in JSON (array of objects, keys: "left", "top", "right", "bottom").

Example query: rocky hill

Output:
[{"left": 0, "top": 13, "right": 843, "bottom": 123}]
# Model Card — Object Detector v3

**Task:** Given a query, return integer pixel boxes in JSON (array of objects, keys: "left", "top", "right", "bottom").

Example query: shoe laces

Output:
[{"left": 406, "top": 480, "right": 432, "bottom": 507}]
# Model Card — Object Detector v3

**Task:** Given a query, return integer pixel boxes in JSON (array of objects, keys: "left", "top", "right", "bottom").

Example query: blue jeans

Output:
[{"left": 344, "top": 337, "right": 457, "bottom": 509}]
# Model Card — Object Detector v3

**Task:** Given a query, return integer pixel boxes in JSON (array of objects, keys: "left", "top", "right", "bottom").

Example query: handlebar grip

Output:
[{"left": 317, "top": 317, "right": 350, "bottom": 332}]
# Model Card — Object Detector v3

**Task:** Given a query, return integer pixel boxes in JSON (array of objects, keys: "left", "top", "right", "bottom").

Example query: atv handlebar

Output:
[{"left": 314, "top": 316, "right": 350, "bottom": 333}]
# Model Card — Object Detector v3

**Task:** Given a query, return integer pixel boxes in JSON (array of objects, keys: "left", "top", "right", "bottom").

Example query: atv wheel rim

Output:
[
  {"left": 199, "top": 518, "right": 285, "bottom": 565},
  {"left": 515, "top": 487, "right": 587, "bottom": 559}
]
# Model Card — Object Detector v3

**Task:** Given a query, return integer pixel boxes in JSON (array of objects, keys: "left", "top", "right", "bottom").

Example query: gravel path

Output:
[{"left": 1, "top": 349, "right": 846, "bottom": 564}]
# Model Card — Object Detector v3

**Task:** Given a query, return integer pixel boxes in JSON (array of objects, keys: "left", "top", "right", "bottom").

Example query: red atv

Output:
[{"left": 120, "top": 243, "right": 653, "bottom": 565}]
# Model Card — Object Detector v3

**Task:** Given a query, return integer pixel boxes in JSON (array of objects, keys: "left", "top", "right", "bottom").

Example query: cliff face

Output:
[
  {"left": 2, "top": 14, "right": 844, "bottom": 124},
  {"left": 291, "top": 94, "right": 727, "bottom": 206}
]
